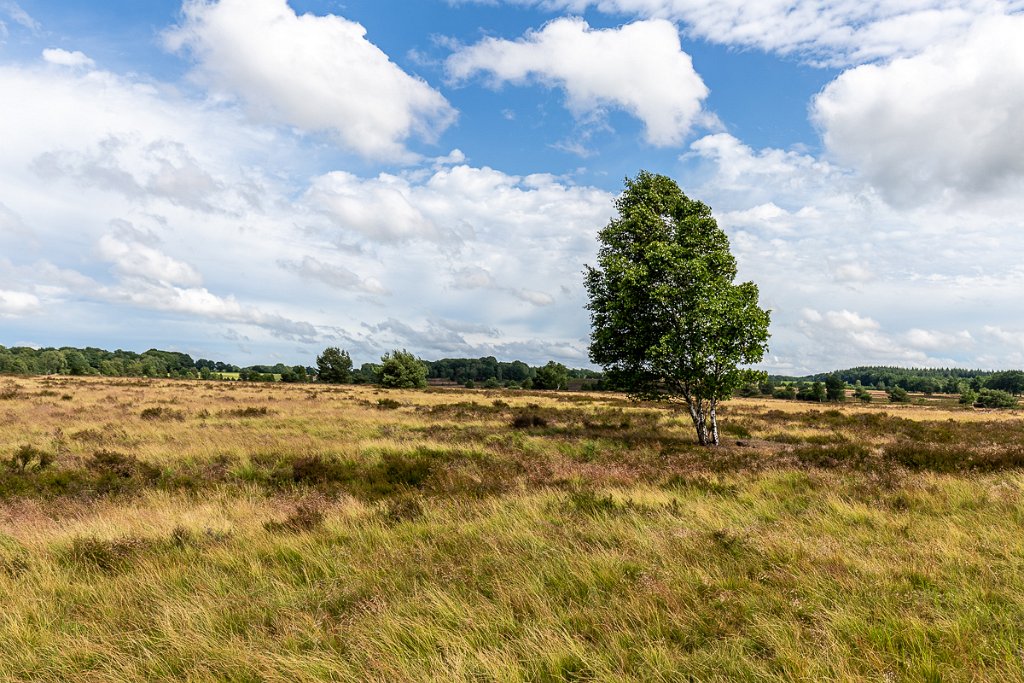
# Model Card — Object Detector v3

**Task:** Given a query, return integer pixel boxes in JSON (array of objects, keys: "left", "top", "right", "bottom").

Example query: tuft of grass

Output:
[{"left": 263, "top": 504, "right": 325, "bottom": 533}]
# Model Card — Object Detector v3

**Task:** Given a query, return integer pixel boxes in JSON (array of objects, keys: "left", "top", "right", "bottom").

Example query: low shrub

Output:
[
  {"left": 376, "top": 398, "right": 401, "bottom": 410},
  {"left": 512, "top": 413, "right": 548, "bottom": 429},
  {"left": 6, "top": 445, "right": 54, "bottom": 474},
  {"left": 884, "top": 441, "right": 1024, "bottom": 472},
  {"left": 792, "top": 443, "right": 870, "bottom": 468},
  {"left": 222, "top": 406, "right": 270, "bottom": 417},
  {"left": 140, "top": 407, "right": 185, "bottom": 421}
]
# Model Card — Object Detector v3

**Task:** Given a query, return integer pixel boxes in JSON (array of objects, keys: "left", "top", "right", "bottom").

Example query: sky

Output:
[{"left": 1, "top": 0, "right": 1023, "bottom": 373}]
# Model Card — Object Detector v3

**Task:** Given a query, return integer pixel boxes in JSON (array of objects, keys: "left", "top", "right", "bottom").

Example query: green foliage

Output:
[
  {"left": 533, "top": 361, "right": 569, "bottom": 390},
  {"left": 316, "top": 347, "right": 353, "bottom": 384},
  {"left": 6, "top": 445, "right": 54, "bottom": 474},
  {"left": 888, "top": 386, "right": 910, "bottom": 403},
  {"left": 377, "top": 350, "right": 428, "bottom": 389},
  {"left": 976, "top": 388, "right": 1019, "bottom": 409},
  {"left": 797, "top": 382, "right": 826, "bottom": 402},
  {"left": 958, "top": 389, "right": 978, "bottom": 406},
  {"left": 584, "top": 171, "right": 770, "bottom": 445},
  {"left": 773, "top": 385, "right": 796, "bottom": 400},
  {"left": 985, "top": 370, "right": 1024, "bottom": 395},
  {"left": 824, "top": 374, "right": 846, "bottom": 402}
]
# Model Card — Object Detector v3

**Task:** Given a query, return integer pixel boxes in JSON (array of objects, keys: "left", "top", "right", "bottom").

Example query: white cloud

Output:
[
  {"left": 166, "top": 0, "right": 455, "bottom": 159},
  {"left": 831, "top": 262, "right": 872, "bottom": 284},
  {"left": 813, "top": 14, "right": 1024, "bottom": 207},
  {"left": 97, "top": 233, "right": 203, "bottom": 288},
  {"left": 278, "top": 256, "right": 389, "bottom": 295},
  {"left": 0, "top": 1, "right": 38, "bottom": 32},
  {"left": 42, "top": 48, "right": 95, "bottom": 69},
  {"left": 905, "top": 328, "right": 973, "bottom": 352},
  {"left": 476, "top": 0, "right": 1023, "bottom": 64},
  {"left": 514, "top": 289, "right": 555, "bottom": 306},
  {"left": 0, "top": 289, "right": 40, "bottom": 317},
  {"left": 306, "top": 171, "right": 439, "bottom": 242},
  {"left": 447, "top": 17, "right": 708, "bottom": 146}
]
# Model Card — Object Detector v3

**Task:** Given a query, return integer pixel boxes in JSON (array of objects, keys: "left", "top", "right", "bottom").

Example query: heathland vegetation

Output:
[{"left": 3, "top": 376, "right": 1024, "bottom": 680}]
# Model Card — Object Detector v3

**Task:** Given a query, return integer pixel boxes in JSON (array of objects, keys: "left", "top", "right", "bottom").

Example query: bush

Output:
[
  {"left": 291, "top": 454, "right": 355, "bottom": 484},
  {"left": 377, "top": 349, "right": 428, "bottom": 389},
  {"left": 976, "top": 389, "right": 1018, "bottom": 409},
  {"left": 512, "top": 413, "right": 548, "bottom": 429},
  {"left": 140, "top": 407, "right": 185, "bottom": 421},
  {"left": 223, "top": 406, "right": 270, "bottom": 417},
  {"left": 887, "top": 387, "right": 910, "bottom": 403},
  {"left": 959, "top": 390, "right": 978, "bottom": 406},
  {"left": 376, "top": 398, "right": 401, "bottom": 410},
  {"left": 6, "top": 445, "right": 54, "bottom": 474},
  {"left": 378, "top": 452, "right": 432, "bottom": 488}
]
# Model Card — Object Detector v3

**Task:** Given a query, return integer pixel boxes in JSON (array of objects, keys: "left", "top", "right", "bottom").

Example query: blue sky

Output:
[{"left": 1, "top": 0, "right": 1023, "bottom": 372}]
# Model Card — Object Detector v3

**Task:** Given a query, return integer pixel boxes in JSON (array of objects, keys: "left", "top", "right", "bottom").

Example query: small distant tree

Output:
[
  {"left": 798, "top": 381, "right": 826, "bottom": 402},
  {"left": 824, "top": 374, "right": 846, "bottom": 402},
  {"left": 958, "top": 389, "right": 978, "bottom": 406},
  {"left": 584, "top": 171, "right": 770, "bottom": 446},
  {"left": 773, "top": 385, "right": 796, "bottom": 400},
  {"left": 377, "top": 350, "right": 428, "bottom": 389},
  {"left": 888, "top": 386, "right": 910, "bottom": 403},
  {"left": 533, "top": 361, "right": 569, "bottom": 390},
  {"left": 317, "top": 347, "right": 353, "bottom": 384},
  {"left": 976, "top": 388, "right": 1018, "bottom": 409}
]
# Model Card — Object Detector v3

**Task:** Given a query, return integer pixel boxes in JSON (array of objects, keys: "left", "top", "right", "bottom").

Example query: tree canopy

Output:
[
  {"left": 377, "top": 349, "right": 428, "bottom": 389},
  {"left": 316, "top": 347, "right": 353, "bottom": 384},
  {"left": 584, "top": 171, "right": 770, "bottom": 446}
]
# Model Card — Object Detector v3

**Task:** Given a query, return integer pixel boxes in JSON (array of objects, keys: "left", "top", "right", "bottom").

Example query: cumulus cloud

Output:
[
  {"left": 0, "top": 289, "right": 41, "bottom": 317},
  {"left": 813, "top": 14, "right": 1024, "bottom": 206},
  {"left": 42, "top": 48, "right": 95, "bottom": 68},
  {"left": 306, "top": 171, "right": 439, "bottom": 242},
  {"left": 476, "top": 0, "right": 1022, "bottom": 64},
  {"left": 447, "top": 17, "right": 708, "bottom": 146},
  {"left": 166, "top": 0, "right": 455, "bottom": 159}
]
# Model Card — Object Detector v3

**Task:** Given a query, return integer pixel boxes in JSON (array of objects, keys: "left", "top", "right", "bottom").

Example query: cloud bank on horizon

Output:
[{"left": 0, "top": 0, "right": 1023, "bottom": 373}]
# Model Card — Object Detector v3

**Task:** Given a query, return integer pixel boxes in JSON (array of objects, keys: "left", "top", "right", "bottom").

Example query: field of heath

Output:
[{"left": 2, "top": 375, "right": 1024, "bottom": 681}]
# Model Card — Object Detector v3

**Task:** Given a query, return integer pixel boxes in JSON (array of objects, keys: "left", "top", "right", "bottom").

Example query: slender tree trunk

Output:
[
  {"left": 688, "top": 400, "right": 710, "bottom": 446},
  {"left": 709, "top": 399, "right": 720, "bottom": 446}
]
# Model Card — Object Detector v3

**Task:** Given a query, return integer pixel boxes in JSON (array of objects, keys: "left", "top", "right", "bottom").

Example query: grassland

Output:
[{"left": 2, "top": 376, "right": 1024, "bottom": 681}]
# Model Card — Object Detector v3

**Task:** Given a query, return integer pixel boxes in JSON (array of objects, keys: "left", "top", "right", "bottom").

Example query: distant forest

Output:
[
  {"left": 0, "top": 345, "right": 600, "bottom": 387},
  {"left": 3, "top": 346, "right": 1022, "bottom": 396},
  {"left": 773, "top": 366, "right": 1020, "bottom": 394}
]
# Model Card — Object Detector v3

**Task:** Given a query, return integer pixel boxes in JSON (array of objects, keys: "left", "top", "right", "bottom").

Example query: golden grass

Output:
[{"left": 2, "top": 376, "right": 1024, "bottom": 680}]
